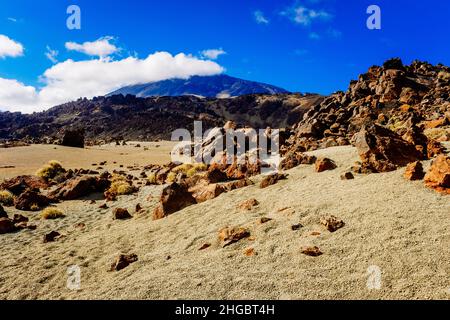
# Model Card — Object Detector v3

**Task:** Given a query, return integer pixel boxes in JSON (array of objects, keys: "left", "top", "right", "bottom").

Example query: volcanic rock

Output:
[
  {"left": 218, "top": 227, "right": 251, "bottom": 247},
  {"left": 110, "top": 253, "right": 138, "bottom": 271},
  {"left": 237, "top": 198, "right": 259, "bottom": 211},
  {"left": 113, "top": 208, "right": 132, "bottom": 220},
  {"left": 404, "top": 161, "right": 425, "bottom": 181},
  {"left": 152, "top": 183, "right": 196, "bottom": 220},
  {"left": 62, "top": 129, "right": 85, "bottom": 148},
  {"left": 315, "top": 157, "right": 337, "bottom": 172},
  {"left": 301, "top": 246, "right": 323, "bottom": 257},
  {"left": 320, "top": 216, "right": 345, "bottom": 232},
  {"left": 14, "top": 190, "right": 51, "bottom": 211},
  {"left": 43, "top": 231, "right": 61, "bottom": 243},
  {"left": 259, "top": 173, "right": 288, "bottom": 188},
  {"left": 0, "top": 218, "right": 16, "bottom": 234},
  {"left": 424, "top": 155, "right": 450, "bottom": 194}
]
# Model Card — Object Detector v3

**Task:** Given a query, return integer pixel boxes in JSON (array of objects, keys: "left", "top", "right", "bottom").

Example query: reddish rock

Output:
[
  {"left": 14, "top": 190, "right": 51, "bottom": 211},
  {"left": 113, "top": 208, "right": 132, "bottom": 220},
  {"left": 110, "top": 253, "right": 138, "bottom": 271},
  {"left": 190, "top": 183, "right": 225, "bottom": 203},
  {"left": 218, "top": 227, "right": 251, "bottom": 247},
  {"left": 237, "top": 198, "right": 259, "bottom": 211},
  {"left": 0, "top": 218, "right": 16, "bottom": 234},
  {"left": 50, "top": 176, "right": 110, "bottom": 200},
  {"left": 340, "top": 172, "right": 354, "bottom": 180},
  {"left": 320, "top": 215, "right": 345, "bottom": 232},
  {"left": 0, "top": 175, "right": 48, "bottom": 196},
  {"left": 199, "top": 243, "right": 211, "bottom": 250},
  {"left": 424, "top": 155, "right": 450, "bottom": 194},
  {"left": 259, "top": 173, "right": 288, "bottom": 188},
  {"left": 152, "top": 183, "right": 196, "bottom": 220},
  {"left": 244, "top": 248, "right": 256, "bottom": 256},
  {"left": 404, "top": 161, "right": 425, "bottom": 181},
  {"left": 353, "top": 124, "right": 422, "bottom": 172},
  {"left": 279, "top": 152, "right": 317, "bottom": 170},
  {"left": 222, "top": 178, "right": 254, "bottom": 192},
  {"left": 301, "top": 246, "right": 323, "bottom": 257},
  {"left": 315, "top": 157, "right": 337, "bottom": 172}
]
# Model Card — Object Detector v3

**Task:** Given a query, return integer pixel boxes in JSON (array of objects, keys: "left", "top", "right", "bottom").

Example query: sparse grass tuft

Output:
[
  {"left": 41, "top": 207, "right": 65, "bottom": 219},
  {"left": 166, "top": 172, "right": 177, "bottom": 183},
  {"left": 0, "top": 190, "right": 14, "bottom": 206},
  {"left": 107, "top": 180, "right": 135, "bottom": 196},
  {"left": 36, "top": 160, "right": 66, "bottom": 181},
  {"left": 147, "top": 173, "right": 157, "bottom": 184}
]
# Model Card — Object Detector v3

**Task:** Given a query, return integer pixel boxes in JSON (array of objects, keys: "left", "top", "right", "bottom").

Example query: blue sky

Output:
[{"left": 1, "top": 0, "right": 450, "bottom": 112}]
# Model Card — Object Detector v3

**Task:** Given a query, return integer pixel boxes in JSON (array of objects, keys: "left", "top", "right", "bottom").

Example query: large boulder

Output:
[
  {"left": 353, "top": 124, "right": 422, "bottom": 173},
  {"left": 424, "top": 155, "right": 450, "bottom": 194},
  {"left": 14, "top": 190, "right": 51, "bottom": 211},
  {"left": 0, "top": 175, "right": 48, "bottom": 195},
  {"left": 49, "top": 176, "right": 110, "bottom": 200},
  {"left": 0, "top": 218, "right": 16, "bottom": 234},
  {"left": 62, "top": 129, "right": 85, "bottom": 148},
  {"left": 152, "top": 183, "right": 196, "bottom": 220}
]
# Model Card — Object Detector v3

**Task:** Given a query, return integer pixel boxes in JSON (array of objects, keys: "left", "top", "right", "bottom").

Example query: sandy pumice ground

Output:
[{"left": 0, "top": 143, "right": 449, "bottom": 300}]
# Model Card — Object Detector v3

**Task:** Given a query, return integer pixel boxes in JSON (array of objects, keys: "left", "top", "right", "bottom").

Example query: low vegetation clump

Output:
[
  {"left": 172, "top": 163, "right": 207, "bottom": 178},
  {"left": 107, "top": 175, "right": 136, "bottom": 196},
  {"left": 0, "top": 190, "right": 14, "bottom": 206},
  {"left": 147, "top": 172, "right": 157, "bottom": 184},
  {"left": 36, "top": 160, "right": 66, "bottom": 181},
  {"left": 41, "top": 207, "right": 65, "bottom": 219}
]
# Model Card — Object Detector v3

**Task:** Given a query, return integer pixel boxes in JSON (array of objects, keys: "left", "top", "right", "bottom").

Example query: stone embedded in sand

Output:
[
  {"left": 99, "top": 203, "right": 108, "bottom": 209},
  {"left": 12, "top": 214, "right": 28, "bottom": 224},
  {"left": 135, "top": 203, "right": 142, "bottom": 213},
  {"left": 340, "top": 172, "right": 354, "bottom": 180},
  {"left": 199, "top": 243, "right": 211, "bottom": 250},
  {"left": 301, "top": 246, "right": 323, "bottom": 257},
  {"left": 259, "top": 217, "right": 272, "bottom": 224},
  {"left": 315, "top": 157, "right": 337, "bottom": 172},
  {"left": 244, "top": 248, "right": 256, "bottom": 256},
  {"left": 291, "top": 223, "right": 303, "bottom": 231},
  {"left": 279, "top": 152, "right": 317, "bottom": 170},
  {"left": 222, "top": 178, "right": 254, "bottom": 192},
  {"left": 320, "top": 215, "right": 345, "bottom": 232},
  {"left": 404, "top": 161, "right": 425, "bottom": 181},
  {"left": 218, "top": 227, "right": 251, "bottom": 247},
  {"left": 61, "top": 128, "right": 85, "bottom": 148},
  {"left": 237, "top": 198, "right": 259, "bottom": 211},
  {"left": 14, "top": 190, "right": 51, "bottom": 211},
  {"left": 50, "top": 176, "right": 110, "bottom": 201},
  {"left": 113, "top": 208, "right": 132, "bottom": 220},
  {"left": 110, "top": 253, "right": 138, "bottom": 271},
  {"left": 353, "top": 124, "right": 422, "bottom": 173},
  {"left": 0, "top": 218, "right": 16, "bottom": 234},
  {"left": 152, "top": 183, "right": 196, "bottom": 220},
  {"left": 259, "top": 173, "right": 288, "bottom": 189},
  {"left": 424, "top": 155, "right": 450, "bottom": 194},
  {"left": 43, "top": 231, "right": 61, "bottom": 243},
  {"left": 190, "top": 183, "right": 225, "bottom": 203},
  {"left": 0, "top": 205, "right": 7, "bottom": 218}
]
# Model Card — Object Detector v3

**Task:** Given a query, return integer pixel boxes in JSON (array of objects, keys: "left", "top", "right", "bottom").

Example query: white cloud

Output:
[
  {"left": 201, "top": 48, "right": 226, "bottom": 60},
  {"left": 0, "top": 51, "right": 224, "bottom": 113},
  {"left": 309, "top": 32, "right": 321, "bottom": 40},
  {"left": 45, "top": 46, "right": 59, "bottom": 63},
  {"left": 282, "top": 6, "right": 332, "bottom": 26},
  {"left": 0, "top": 34, "right": 24, "bottom": 58},
  {"left": 65, "top": 36, "right": 119, "bottom": 57},
  {"left": 254, "top": 10, "right": 269, "bottom": 24},
  {"left": 7, "top": 17, "right": 18, "bottom": 23}
]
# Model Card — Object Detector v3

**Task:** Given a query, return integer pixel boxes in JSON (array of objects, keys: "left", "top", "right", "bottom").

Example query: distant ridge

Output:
[{"left": 107, "top": 74, "right": 290, "bottom": 98}]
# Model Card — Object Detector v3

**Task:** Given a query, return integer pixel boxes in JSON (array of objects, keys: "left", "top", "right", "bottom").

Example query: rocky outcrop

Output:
[
  {"left": 404, "top": 161, "right": 425, "bottom": 181},
  {"left": 0, "top": 175, "right": 48, "bottom": 195},
  {"left": 14, "top": 190, "right": 52, "bottom": 211},
  {"left": 315, "top": 158, "right": 337, "bottom": 172},
  {"left": 61, "top": 129, "right": 85, "bottom": 148},
  {"left": 152, "top": 183, "right": 197, "bottom": 220},
  {"left": 353, "top": 124, "right": 422, "bottom": 172},
  {"left": 49, "top": 176, "right": 110, "bottom": 200}
]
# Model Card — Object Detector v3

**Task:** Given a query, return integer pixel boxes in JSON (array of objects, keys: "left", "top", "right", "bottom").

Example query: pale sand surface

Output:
[
  {"left": 0, "top": 141, "right": 177, "bottom": 181},
  {"left": 0, "top": 144, "right": 449, "bottom": 300}
]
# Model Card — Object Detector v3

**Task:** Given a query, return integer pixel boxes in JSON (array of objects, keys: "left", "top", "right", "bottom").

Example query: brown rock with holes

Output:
[
  {"left": 218, "top": 227, "right": 251, "bottom": 247},
  {"left": 301, "top": 246, "right": 323, "bottom": 257},
  {"left": 113, "top": 208, "right": 132, "bottom": 220},
  {"left": 237, "top": 198, "right": 259, "bottom": 211},
  {"left": 14, "top": 190, "right": 51, "bottom": 211},
  {"left": 43, "top": 231, "right": 61, "bottom": 243},
  {"left": 152, "top": 183, "right": 196, "bottom": 220},
  {"left": 315, "top": 158, "right": 337, "bottom": 172},
  {"left": 110, "top": 253, "right": 138, "bottom": 271},
  {"left": 320, "top": 215, "right": 345, "bottom": 232},
  {"left": 353, "top": 124, "right": 422, "bottom": 173},
  {"left": 0, "top": 218, "right": 16, "bottom": 234},
  {"left": 404, "top": 161, "right": 425, "bottom": 181},
  {"left": 424, "top": 155, "right": 450, "bottom": 194},
  {"left": 259, "top": 173, "right": 288, "bottom": 188}
]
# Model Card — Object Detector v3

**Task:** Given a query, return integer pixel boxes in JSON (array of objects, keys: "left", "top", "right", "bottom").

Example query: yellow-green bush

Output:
[
  {"left": 147, "top": 172, "right": 157, "bottom": 184},
  {"left": 107, "top": 180, "right": 135, "bottom": 196},
  {"left": 36, "top": 160, "right": 66, "bottom": 181},
  {"left": 166, "top": 172, "right": 177, "bottom": 183},
  {"left": 172, "top": 163, "right": 207, "bottom": 176},
  {"left": 41, "top": 207, "right": 65, "bottom": 219},
  {"left": 0, "top": 190, "right": 14, "bottom": 206}
]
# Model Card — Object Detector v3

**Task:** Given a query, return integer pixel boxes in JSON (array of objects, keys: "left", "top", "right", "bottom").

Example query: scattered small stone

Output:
[
  {"left": 320, "top": 215, "right": 345, "bottom": 232},
  {"left": 340, "top": 172, "right": 354, "bottom": 180},
  {"left": 259, "top": 217, "right": 272, "bottom": 224},
  {"left": 113, "top": 208, "right": 132, "bottom": 220},
  {"left": 89, "top": 200, "right": 96, "bottom": 204},
  {"left": 237, "top": 198, "right": 259, "bottom": 211},
  {"left": 99, "top": 203, "right": 108, "bottom": 209},
  {"left": 244, "top": 248, "right": 256, "bottom": 256},
  {"left": 218, "top": 227, "right": 251, "bottom": 247},
  {"left": 135, "top": 203, "right": 142, "bottom": 213},
  {"left": 301, "top": 246, "right": 323, "bottom": 257},
  {"left": 291, "top": 224, "right": 303, "bottom": 231},
  {"left": 278, "top": 207, "right": 296, "bottom": 215},
  {"left": 43, "top": 231, "right": 61, "bottom": 243},
  {"left": 311, "top": 231, "right": 321, "bottom": 236},
  {"left": 110, "top": 253, "right": 138, "bottom": 271},
  {"left": 199, "top": 243, "right": 211, "bottom": 250},
  {"left": 315, "top": 158, "right": 337, "bottom": 172}
]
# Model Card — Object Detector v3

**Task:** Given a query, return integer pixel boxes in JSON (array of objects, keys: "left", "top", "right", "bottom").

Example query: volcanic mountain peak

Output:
[{"left": 107, "top": 74, "right": 290, "bottom": 98}]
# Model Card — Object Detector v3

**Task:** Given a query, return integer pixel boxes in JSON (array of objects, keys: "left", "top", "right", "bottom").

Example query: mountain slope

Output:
[{"left": 108, "top": 74, "right": 290, "bottom": 98}]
